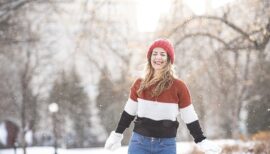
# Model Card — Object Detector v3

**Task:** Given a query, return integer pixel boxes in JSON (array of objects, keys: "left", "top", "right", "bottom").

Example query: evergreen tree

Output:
[
  {"left": 96, "top": 67, "right": 132, "bottom": 144},
  {"left": 49, "top": 68, "right": 93, "bottom": 147}
]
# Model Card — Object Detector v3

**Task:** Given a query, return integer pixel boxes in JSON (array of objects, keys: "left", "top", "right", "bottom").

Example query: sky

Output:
[
  {"left": 183, "top": 0, "right": 235, "bottom": 15},
  {"left": 136, "top": 0, "right": 172, "bottom": 32},
  {"left": 136, "top": 0, "right": 235, "bottom": 32}
]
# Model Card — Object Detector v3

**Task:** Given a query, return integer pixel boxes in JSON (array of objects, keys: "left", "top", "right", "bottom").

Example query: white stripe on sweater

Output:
[
  {"left": 179, "top": 104, "right": 198, "bottom": 124},
  {"left": 137, "top": 98, "right": 179, "bottom": 121},
  {"left": 124, "top": 98, "right": 199, "bottom": 123},
  {"left": 124, "top": 98, "right": 138, "bottom": 116}
]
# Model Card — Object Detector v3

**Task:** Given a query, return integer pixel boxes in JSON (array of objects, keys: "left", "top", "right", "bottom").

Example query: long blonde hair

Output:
[{"left": 137, "top": 59, "right": 176, "bottom": 97}]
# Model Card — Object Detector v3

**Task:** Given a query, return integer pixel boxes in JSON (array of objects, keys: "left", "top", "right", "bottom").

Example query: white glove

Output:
[
  {"left": 197, "top": 139, "right": 222, "bottom": 154},
  {"left": 104, "top": 131, "right": 123, "bottom": 151}
]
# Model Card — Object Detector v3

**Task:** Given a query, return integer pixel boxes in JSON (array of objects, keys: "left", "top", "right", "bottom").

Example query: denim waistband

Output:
[{"left": 133, "top": 132, "right": 176, "bottom": 142}]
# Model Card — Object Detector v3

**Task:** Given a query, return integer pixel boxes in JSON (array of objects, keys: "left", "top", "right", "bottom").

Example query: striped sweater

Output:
[{"left": 115, "top": 78, "right": 206, "bottom": 143}]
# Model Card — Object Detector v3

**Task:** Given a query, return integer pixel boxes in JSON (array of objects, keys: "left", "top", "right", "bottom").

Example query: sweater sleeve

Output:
[
  {"left": 177, "top": 80, "right": 206, "bottom": 143},
  {"left": 115, "top": 79, "right": 141, "bottom": 134},
  {"left": 186, "top": 120, "right": 206, "bottom": 143},
  {"left": 115, "top": 111, "right": 135, "bottom": 133}
]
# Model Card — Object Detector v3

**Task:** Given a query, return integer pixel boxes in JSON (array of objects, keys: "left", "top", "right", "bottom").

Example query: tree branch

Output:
[{"left": 169, "top": 15, "right": 257, "bottom": 46}]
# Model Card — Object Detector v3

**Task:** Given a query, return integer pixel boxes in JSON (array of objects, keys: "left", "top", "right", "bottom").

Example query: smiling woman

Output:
[
  {"left": 136, "top": 0, "right": 172, "bottom": 32},
  {"left": 104, "top": 39, "right": 222, "bottom": 154}
]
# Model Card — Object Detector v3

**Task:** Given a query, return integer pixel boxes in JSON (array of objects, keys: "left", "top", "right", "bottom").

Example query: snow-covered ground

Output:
[
  {"left": 0, "top": 140, "right": 257, "bottom": 154},
  {"left": 0, "top": 142, "right": 194, "bottom": 154}
]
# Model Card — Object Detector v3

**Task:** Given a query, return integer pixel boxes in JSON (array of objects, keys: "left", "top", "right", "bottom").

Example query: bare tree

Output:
[
  {"left": 158, "top": 0, "right": 270, "bottom": 138},
  {"left": 0, "top": 1, "right": 60, "bottom": 153}
]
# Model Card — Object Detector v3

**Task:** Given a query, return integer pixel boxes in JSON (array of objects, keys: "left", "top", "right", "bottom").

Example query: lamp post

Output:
[{"left": 48, "top": 103, "right": 59, "bottom": 154}]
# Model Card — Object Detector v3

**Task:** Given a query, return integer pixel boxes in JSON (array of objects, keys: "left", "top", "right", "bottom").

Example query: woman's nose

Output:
[{"left": 155, "top": 54, "right": 162, "bottom": 59}]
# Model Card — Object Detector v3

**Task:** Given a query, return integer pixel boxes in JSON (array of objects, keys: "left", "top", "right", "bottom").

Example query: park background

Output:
[{"left": 0, "top": 0, "right": 269, "bottom": 153}]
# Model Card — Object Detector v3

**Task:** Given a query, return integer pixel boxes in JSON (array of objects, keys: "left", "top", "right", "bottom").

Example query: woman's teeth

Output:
[{"left": 155, "top": 61, "right": 163, "bottom": 65}]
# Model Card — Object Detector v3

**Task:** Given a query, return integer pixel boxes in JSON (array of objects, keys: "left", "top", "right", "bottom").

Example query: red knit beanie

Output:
[{"left": 147, "top": 39, "right": 174, "bottom": 64}]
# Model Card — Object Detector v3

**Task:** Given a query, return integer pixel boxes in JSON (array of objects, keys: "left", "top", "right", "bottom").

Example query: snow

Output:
[
  {"left": 0, "top": 123, "right": 7, "bottom": 145},
  {"left": 0, "top": 142, "right": 194, "bottom": 154},
  {"left": 0, "top": 139, "right": 261, "bottom": 154},
  {"left": 25, "top": 131, "right": 33, "bottom": 145}
]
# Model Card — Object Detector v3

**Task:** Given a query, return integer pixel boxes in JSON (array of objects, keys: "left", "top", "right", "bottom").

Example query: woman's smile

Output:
[{"left": 151, "top": 47, "right": 168, "bottom": 70}]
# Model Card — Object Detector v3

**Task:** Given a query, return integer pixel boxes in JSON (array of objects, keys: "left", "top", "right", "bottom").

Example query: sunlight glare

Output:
[
  {"left": 184, "top": 0, "right": 206, "bottom": 15},
  {"left": 211, "top": 0, "right": 235, "bottom": 9},
  {"left": 184, "top": 0, "right": 235, "bottom": 15},
  {"left": 136, "top": 0, "right": 171, "bottom": 32}
]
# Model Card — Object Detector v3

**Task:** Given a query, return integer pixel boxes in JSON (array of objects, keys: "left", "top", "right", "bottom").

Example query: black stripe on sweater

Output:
[
  {"left": 115, "top": 111, "right": 135, "bottom": 133},
  {"left": 186, "top": 120, "right": 206, "bottom": 143},
  {"left": 133, "top": 116, "right": 179, "bottom": 138}
]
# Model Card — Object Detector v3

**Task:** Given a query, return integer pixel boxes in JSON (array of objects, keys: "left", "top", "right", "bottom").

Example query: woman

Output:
[{"left": 104, "top": 39, "right": 221, "bottom": 154}]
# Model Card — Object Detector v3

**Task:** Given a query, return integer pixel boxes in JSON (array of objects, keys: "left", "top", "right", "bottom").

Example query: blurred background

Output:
[{"left": 0, "top": 0, "right": 269, "bottom": 153}]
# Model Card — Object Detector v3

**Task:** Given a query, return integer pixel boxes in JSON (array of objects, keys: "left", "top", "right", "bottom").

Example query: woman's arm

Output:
[{"left": 104, "top": 79, "right": 140, "bottom": 151}]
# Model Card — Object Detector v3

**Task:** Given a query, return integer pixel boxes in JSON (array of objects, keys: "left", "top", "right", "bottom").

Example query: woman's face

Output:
[{"left": 151, "top": 47, "right": 168, "bottom": 70}]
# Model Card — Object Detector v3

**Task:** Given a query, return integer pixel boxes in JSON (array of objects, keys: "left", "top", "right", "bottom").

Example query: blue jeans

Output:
[{"left": 128, "top": 132, "right": 176, "bottom": 154}]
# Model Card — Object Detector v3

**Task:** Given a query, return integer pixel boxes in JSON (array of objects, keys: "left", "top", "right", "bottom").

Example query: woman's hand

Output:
[
  {"left": 197, "top": 139, "right": 222, "bottom": 154},
  {"left": 104, "top": 131, "right": 123, "bottom": 151}
]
